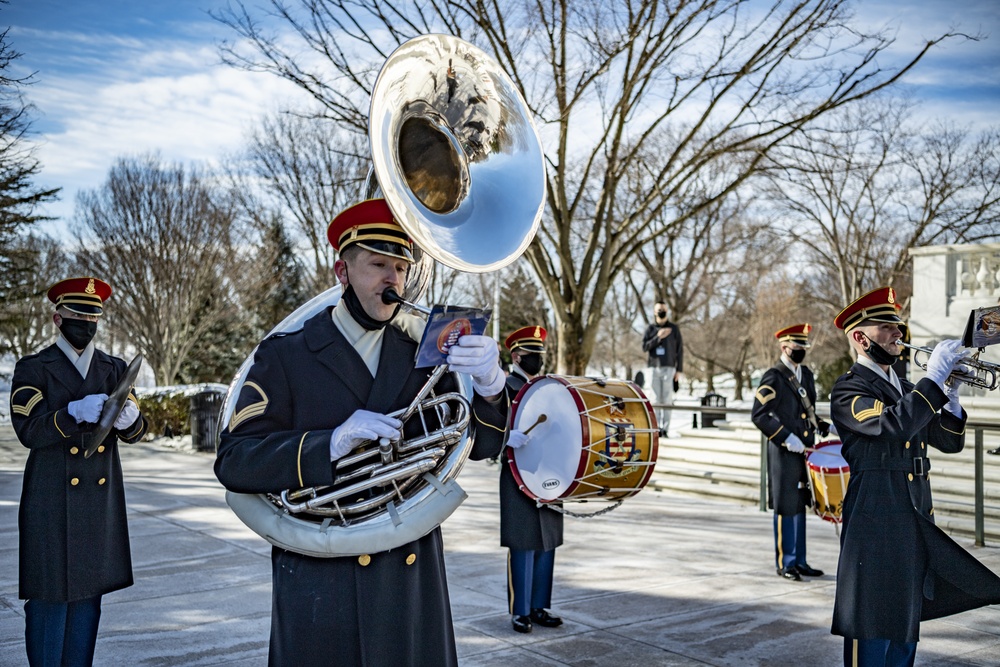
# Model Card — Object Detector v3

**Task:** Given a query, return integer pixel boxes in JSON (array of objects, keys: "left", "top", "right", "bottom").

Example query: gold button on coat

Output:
[
  {"left": 358, "top": 554, "right": 371, "bottom": 566},
  {"left": 905, "top": 441, "right": 910, "bottom": 449},
  {"left": 803, "top": 431, "right": 809, "bottom": 438},
  {"left": 908, "top": 473, "right": 914, "bottom": 482},
  {"left": 801, "top": 413, "right": 807, "bottom": 419},
  {"left": 70, "top": 478, "right": 79, "bottom": 486},
  {"left": 405, "top": 554, "right": 416, "bottom": 565},
  {"left": 97, "top": 445, "right": 105, "bottom": 453},
  {"left": 98, "top": 478, "right": 106, "bottom": 485},
  {"left": 70, "top": 447, "right": 79, "bottom": 455}
]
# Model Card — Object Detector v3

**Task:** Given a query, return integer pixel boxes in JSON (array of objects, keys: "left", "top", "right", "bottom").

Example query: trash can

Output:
[
  {"left": 700, "top": 393, "right": 726, "bottom": 428},
  {"left": 190, "top": 390, "right": 224, "bottom": 452}
]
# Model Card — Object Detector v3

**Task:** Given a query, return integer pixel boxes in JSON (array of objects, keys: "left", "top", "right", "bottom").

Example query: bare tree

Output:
[
  {"left": 0, "top": 14, "right": 60, "bottom": 309},
  {"left": 0, "top": 232, "right": 63, "bottom": 358},
  {"left": 762, "top": 98, "right": 1000, "bottom": 314},
  {"left": 229, "top": 111, "right": 369, "bottom": 293},
  {"left": 73, "top": 154, "right": 259, "bottom": 385},
  {"left": 214, "top": 0, "right": 968, "bottom": 373}
]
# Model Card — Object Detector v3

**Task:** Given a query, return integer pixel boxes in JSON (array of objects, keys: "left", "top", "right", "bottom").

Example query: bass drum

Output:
[{"left": 509, "top": 375, "right": 658, "bottom": 503}]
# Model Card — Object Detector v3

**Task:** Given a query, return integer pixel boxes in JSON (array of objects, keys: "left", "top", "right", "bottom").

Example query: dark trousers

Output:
[
  {"left": 508, "top": 548, "right": 555, "bottom": 616},
  {"left": 24, "top": 596, "right": 102, "bottom": 667},
  {"left": 844, "top": 637, "right": 917, "bottom": 667},
  {"left": 774, "top": 511, "right": 806, "bottom": 570}
]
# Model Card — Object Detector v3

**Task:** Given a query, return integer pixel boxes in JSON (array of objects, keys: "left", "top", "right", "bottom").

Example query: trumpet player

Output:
[
  {"left": 215, "top": 199, "right": 509, "bottom": 667},
  {"left": 829, "top": 287, "right": 1000, "bottom": 667}
]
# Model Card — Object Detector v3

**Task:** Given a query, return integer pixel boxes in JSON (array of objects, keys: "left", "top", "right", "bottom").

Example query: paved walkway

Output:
[{"left": 0, "top": 424, "right": 998, "bottom": 666}]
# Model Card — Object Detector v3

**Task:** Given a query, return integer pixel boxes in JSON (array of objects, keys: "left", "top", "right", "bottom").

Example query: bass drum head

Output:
[{"left": 510, "top": 377, "right": 585, "bottom": 501}]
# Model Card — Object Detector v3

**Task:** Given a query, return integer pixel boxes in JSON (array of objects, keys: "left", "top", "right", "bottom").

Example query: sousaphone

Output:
[{"left": 222, "top": 34, "right": 546, "bottom": 557}]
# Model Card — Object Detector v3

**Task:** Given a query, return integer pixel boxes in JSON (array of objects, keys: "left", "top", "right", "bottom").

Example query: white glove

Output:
[
  {"left": 506, "top": 430, "right": 530, "bottom": 449},
  {"left": 925, "top": 339, "right": 968, "bottom": 389},
  {"left": 114, "top": 401, "right": 140, "bottom": 429},
  {"left": 446, "top": 334, "right": 505, "bottom": 397},
  {"left": 826, "top": 423, "right": 839, "bottom": 437},
  {"left": 67, "top": 393, "right": 108, "bottom": 424},
  {"left": 330, "top": 410, "right": 403, "bottom": 462},
  {"left": 783, "top": 434, "right": 806, "bottom": 453},
  {"left": 945, "top": 380, "right": 962, "bottom": 416}
]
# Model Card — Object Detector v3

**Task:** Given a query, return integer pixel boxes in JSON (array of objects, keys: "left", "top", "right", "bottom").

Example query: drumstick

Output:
[{"left": 522, "top": 414, "right": 547, "bottom": 435}]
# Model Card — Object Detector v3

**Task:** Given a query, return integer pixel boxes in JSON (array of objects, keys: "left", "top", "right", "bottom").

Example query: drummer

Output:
[
  {"left": 469, "top": 325, "right": 565, "bottom": 634},
  {"left": 829, "top": 287, "right": 1000, "bottom": 666},
  {"left": 751, "top": 323, "right": 834, "bottom": 581}
]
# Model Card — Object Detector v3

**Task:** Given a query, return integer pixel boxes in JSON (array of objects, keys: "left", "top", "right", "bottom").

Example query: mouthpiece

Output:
[{"left": 382, "top": 288, "right": 404, "bottom": 306}]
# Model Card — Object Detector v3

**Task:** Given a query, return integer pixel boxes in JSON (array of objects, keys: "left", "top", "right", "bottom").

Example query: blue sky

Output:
[{"left": 4, "top": 0, "right": 999, "bottom": 236}]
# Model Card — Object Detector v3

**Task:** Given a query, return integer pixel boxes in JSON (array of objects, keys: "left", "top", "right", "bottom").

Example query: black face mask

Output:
[
  {"left": 342, "top": 283, "right": 399, "bottom": 331},
  {"left": 60, "top": 318, "right": 97, "bottom": 349},
  {"left": 655, "top": 310, "right": 667, "bottom": 319},
  {"left": 518, "top": 353, "right": 543, "bottom": 376},
  {"left": 788, "top": 348, "right": 806, "bottom": 364},
  {"left": 861, "top": 334, "right": 899, "bottom": 366}
]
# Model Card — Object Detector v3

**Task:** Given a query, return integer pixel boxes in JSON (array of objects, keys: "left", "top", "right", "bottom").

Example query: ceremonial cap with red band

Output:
[
  {"left": 47, "top": 277, "right": 111, "bottom": 316},
  {"left": 834, "top": 286, "right": 903, "bottom": 332},
  {"left": 505, "top": 325, "right": 547, "bottom": 353},
  {"left": 774, "top": 323, "right": 812, "bottom": 348},
  {"left": 327, "top": 198, "right": 414, "bottom": 263}
]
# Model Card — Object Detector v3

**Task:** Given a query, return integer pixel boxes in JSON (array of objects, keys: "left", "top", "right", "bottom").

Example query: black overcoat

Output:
[
  {"left": 11, "top": 344, "right": 148, "bottom": 602},
  {"left": 469, "top": 369, "right": 564, "bottom": 551},
  {"left": 751, "top": 361, "right": 830, "bottom": 515},
  {"left": 215, "top": 308, "right": 507, "bottom": 667},
  {"left": 830, "top": 365, "right": 1000, "bottom": 642}
]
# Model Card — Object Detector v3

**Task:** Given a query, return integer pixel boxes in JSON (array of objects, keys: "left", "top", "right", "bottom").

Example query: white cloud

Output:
[{"left": 28, "top": 41, "right": 312, "bottom": 233}]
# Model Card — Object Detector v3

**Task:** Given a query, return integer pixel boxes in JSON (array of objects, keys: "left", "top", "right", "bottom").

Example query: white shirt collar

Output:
[
  {"left": 331, "top": 300, "right": 384, "bottom": 378},
  {"left": 56, "top": 335, "right": 95, "bottom": 379}
]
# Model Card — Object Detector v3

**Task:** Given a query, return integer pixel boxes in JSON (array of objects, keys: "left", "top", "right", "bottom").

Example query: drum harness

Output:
[{"left": 782, "top": 367, "right": 824, "bottom": 500}]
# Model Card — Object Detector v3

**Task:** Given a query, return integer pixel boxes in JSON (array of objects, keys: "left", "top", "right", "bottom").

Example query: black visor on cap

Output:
[{"left": 357, "top": 240, "right": 414, "bottom": 263}]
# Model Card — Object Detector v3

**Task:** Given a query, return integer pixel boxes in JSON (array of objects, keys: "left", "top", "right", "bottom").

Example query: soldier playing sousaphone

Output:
[{"left": 215, "top": 200, "right": 510, "bottom": 666}]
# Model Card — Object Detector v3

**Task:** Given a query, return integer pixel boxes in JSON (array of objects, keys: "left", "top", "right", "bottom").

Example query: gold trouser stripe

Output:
[
  {"left": 776, "top": 514, "right": 784, "bottom": 569},
  {"left": 296, "top": 432, "right": 309, "bottom": 488},
  {"left": 852, "top": 638, "right": 859, "bottom": 666},
  {"left": 506, "top": 551, "right": 515, "bottom": 614}
]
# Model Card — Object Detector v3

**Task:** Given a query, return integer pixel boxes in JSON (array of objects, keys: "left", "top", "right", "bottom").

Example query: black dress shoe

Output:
[
  {"left": 512, "top": 615, "right": 532, "bottom": 633},
  {"left": 796, "top": 564, "right": 824, "bottom": 577},
  {"left": 777, "top": 566, "right": 802, "bottom": 581},
  {"left": 530, "top": 608, "right": 563, "bottom": 627}
]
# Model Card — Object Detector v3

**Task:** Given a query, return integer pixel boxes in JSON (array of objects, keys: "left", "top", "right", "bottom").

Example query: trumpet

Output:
[{"left": 897, "top": 341, "right": 1000, "bottom": 391}]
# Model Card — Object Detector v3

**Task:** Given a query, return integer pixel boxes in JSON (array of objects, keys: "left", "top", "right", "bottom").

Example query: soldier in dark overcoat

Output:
[
  {"left": 10, "top": 277, "right": 148, "bottom": 666},
  {"left": 830, "top": 287, "right": 1000, "bottom": 666},
  {"left": 751, "top": 323, "right": 832, "bottom": 581},
  {"left": 470, "top": 325, "right": 564, "bottom": 634},
  {"left": 215, "top": 199, "right": 508, "bottom": 667}
]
